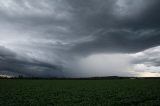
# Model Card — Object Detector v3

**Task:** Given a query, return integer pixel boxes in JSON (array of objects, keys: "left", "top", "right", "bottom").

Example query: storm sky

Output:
[{"left": 0, "top": 0, "right": 160, "bottom": 77}]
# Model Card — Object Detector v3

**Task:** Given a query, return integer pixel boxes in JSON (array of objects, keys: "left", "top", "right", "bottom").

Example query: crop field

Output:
[{"left": 0, "top": 79, "right": 160, "bottom": 106}]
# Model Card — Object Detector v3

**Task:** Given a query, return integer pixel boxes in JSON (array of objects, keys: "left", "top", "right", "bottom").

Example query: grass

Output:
[{"left": 0, "top": 79, "right": 160, "bottom": 106}]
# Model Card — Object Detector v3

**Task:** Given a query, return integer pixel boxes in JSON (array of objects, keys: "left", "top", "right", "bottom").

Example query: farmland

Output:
[{"left": 0, "top": 79, "right": 160, "bottom": 106}]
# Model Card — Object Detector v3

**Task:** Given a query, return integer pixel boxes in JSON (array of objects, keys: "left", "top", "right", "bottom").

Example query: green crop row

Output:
[{"left": 0, "top": 79, "right": 160, "bottom": 106}]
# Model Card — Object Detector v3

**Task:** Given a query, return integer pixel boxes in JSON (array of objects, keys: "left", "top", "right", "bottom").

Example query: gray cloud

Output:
[
  {"left": 0, "top": 46, "right": 66, "bottom": 77},
  {"left": 0, "top": 0, "right": 160, "bottom": 77},
  {"left": 131, "top": 46, "right": 160, "bottom": 67},
  {"left": 71, "top": 29, "right": 160, "bottom": 55},
  {"left": 68, "top": 0, "right": 160, "bottom": 55}
]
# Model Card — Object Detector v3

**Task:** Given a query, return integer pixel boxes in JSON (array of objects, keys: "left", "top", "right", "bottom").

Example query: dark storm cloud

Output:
[
  {"left": 68, "top": 0, "right": 160, "bottom": 55},
  {"left": 1, "top": 0, "right": 160, "bottom": 54},
  {"left": 72, "top": 29, "right": 160, "bottom": 55},
  {"left": 0, "top": 0, "right": 160, "bottom": 77},
  {"left": 121, "top": 1, "right": 160, "bottom": 29},
  {"left": 0, "top": 46, "right": 65, "bottom": 77}
]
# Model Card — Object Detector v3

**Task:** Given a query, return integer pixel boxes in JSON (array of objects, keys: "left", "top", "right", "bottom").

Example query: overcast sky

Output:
[{"left": 0, "top": 0, "right": 160, "bottom": 77}]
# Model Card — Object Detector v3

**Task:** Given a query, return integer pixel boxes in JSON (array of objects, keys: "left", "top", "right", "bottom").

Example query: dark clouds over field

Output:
[{"left": 0, "top": 0, "right": 160, "bottom": 77}]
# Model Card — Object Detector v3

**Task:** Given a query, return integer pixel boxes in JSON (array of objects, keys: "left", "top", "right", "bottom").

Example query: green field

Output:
[{"left": 0, "top": 79, "right": 160, "bottom": 106}]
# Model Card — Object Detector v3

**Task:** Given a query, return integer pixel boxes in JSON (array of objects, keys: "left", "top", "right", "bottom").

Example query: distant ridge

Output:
[{"left": 1, "top": 76, "right": 160, "bottom": 80}]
